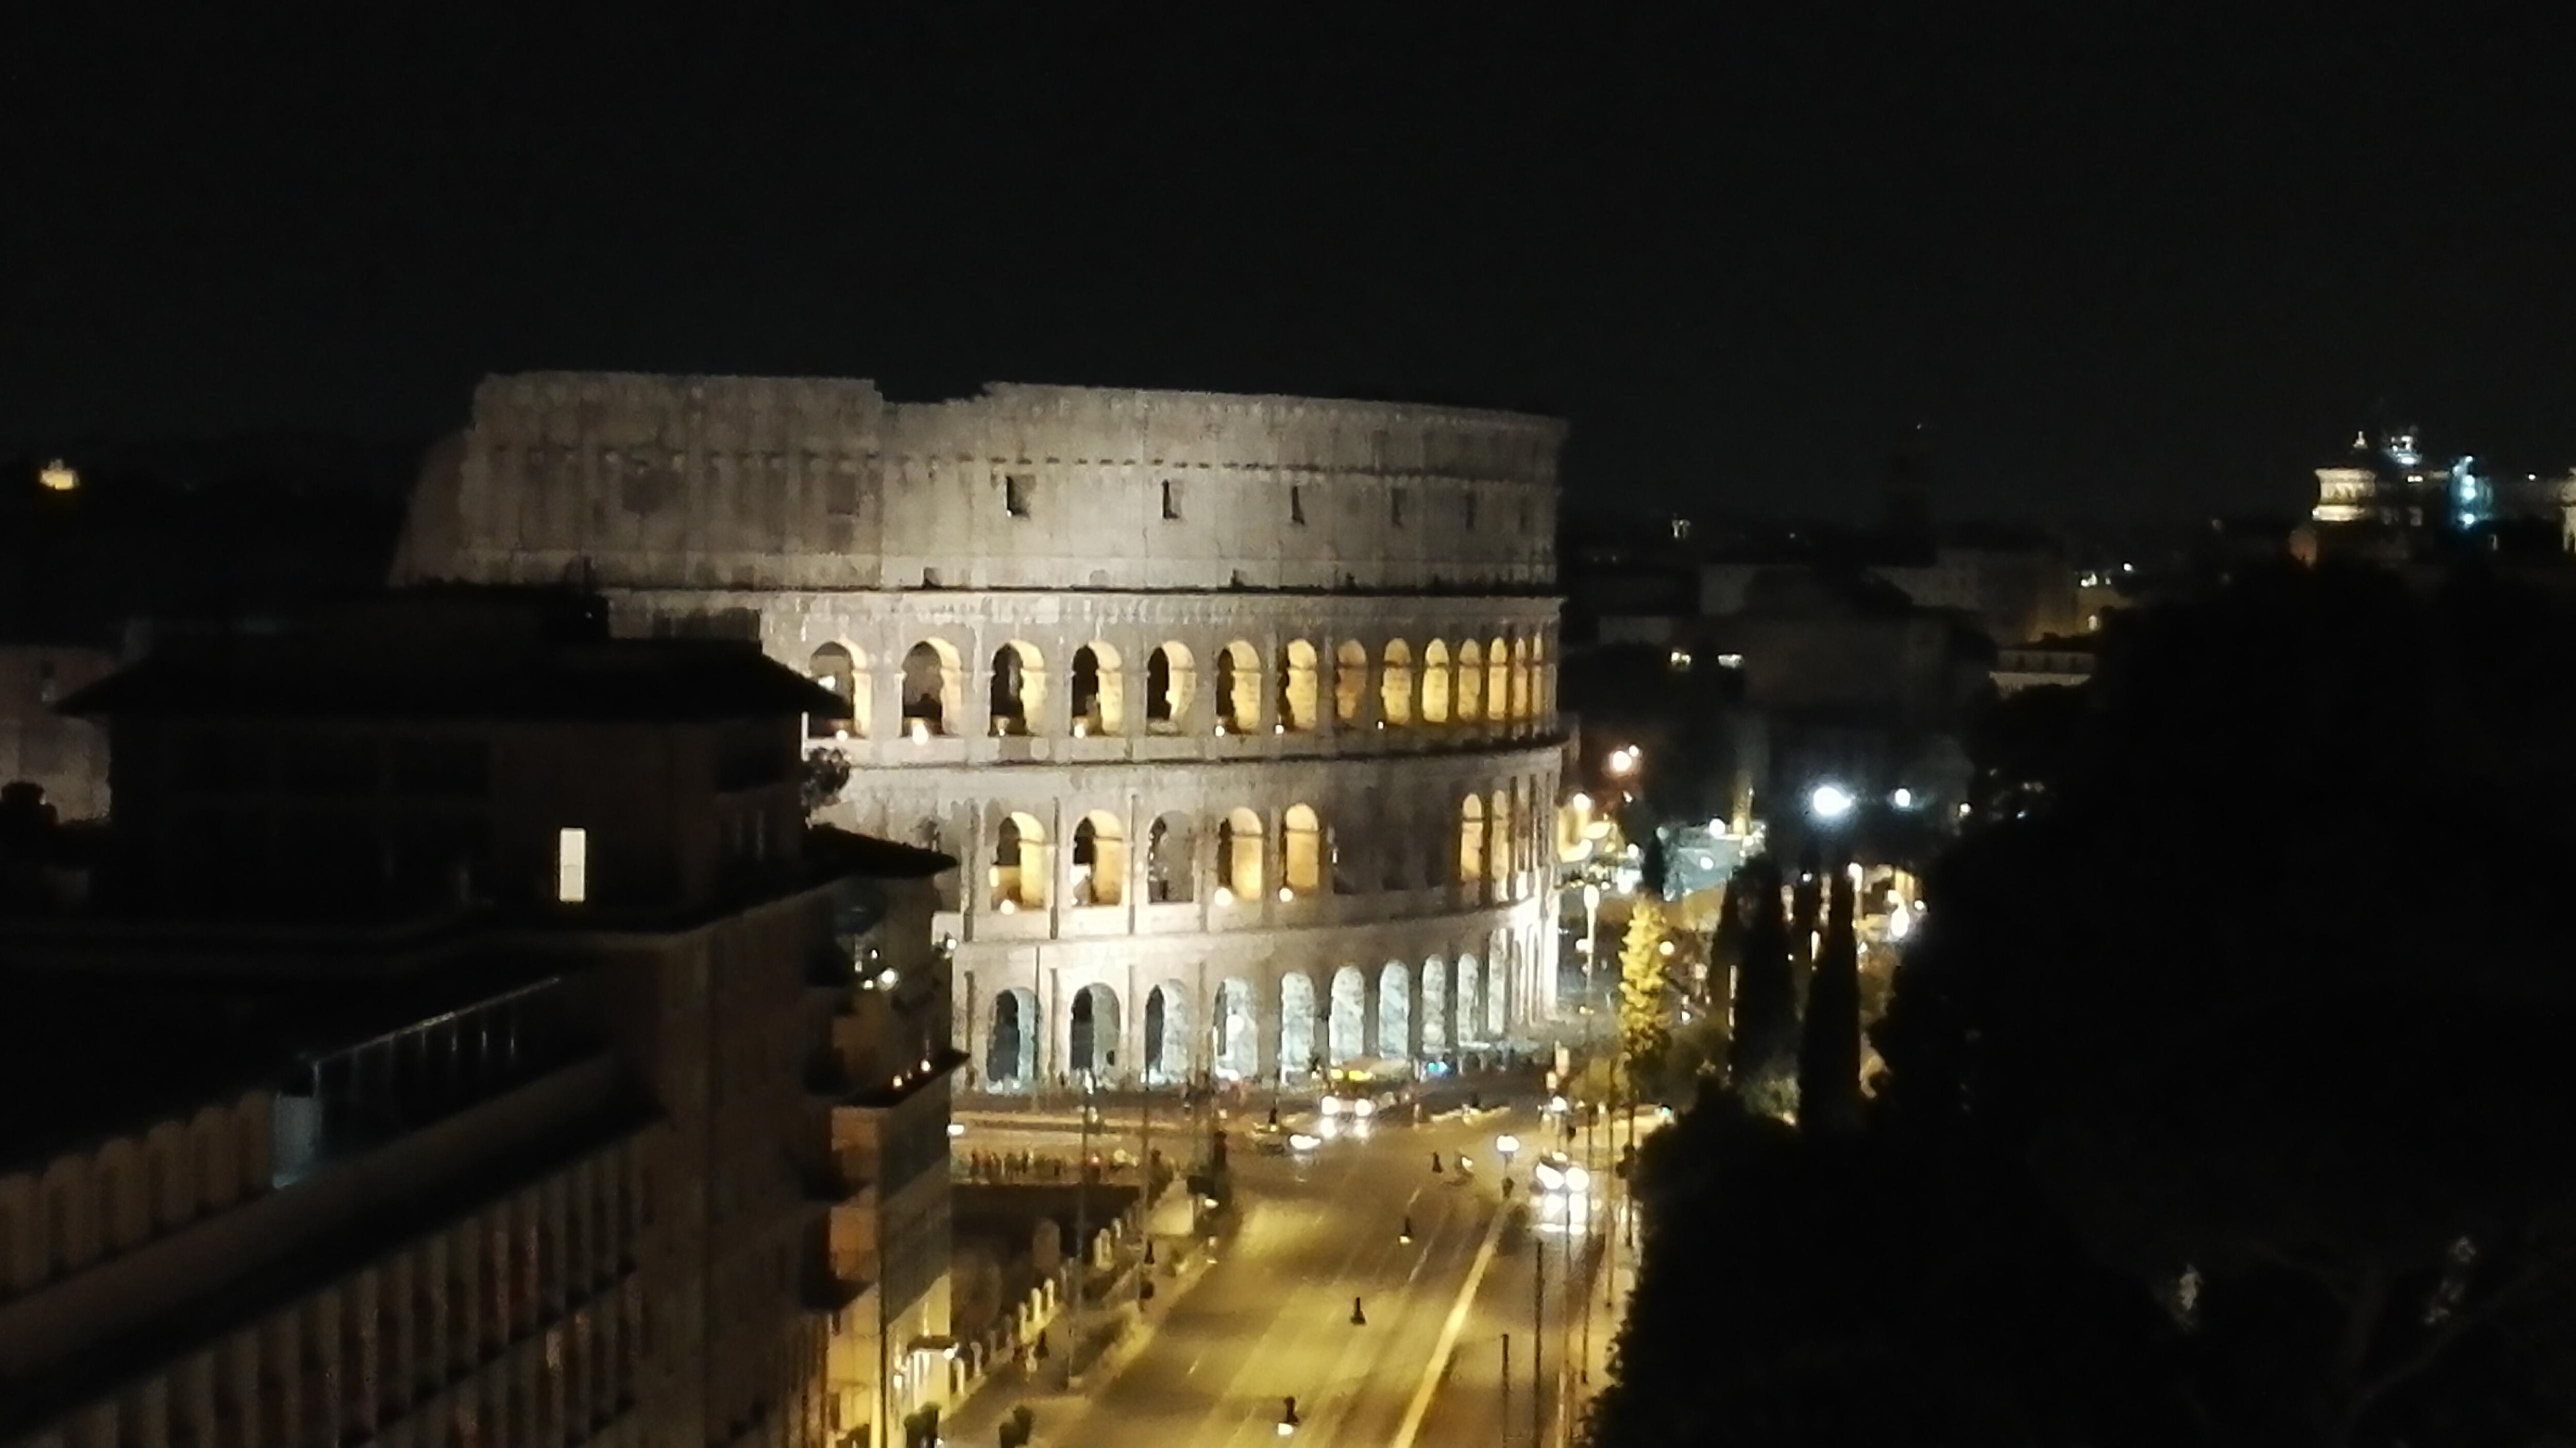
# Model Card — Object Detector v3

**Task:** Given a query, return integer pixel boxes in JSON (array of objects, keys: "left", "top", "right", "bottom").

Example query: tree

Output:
[
  {"left": 801, "top": 746, "right": 852, "bottom": 815},
  {"left": 1871, "top": 561, "right": 2576, "bottom": 1445},
  {"left": 1618, "top": 895, "right": 1677, "bottom": 1085},
  {"left": 1796, "top": 860, "right": 1861, "bottom": 1136},
  {"left": 1725, "top": 856, "right": 1798, "bottom": 1116}
]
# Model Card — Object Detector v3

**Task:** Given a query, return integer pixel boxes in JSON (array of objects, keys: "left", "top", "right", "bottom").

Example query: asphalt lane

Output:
[{"left": 1000, "top": 1104, "right": 1551, "bottom": 1447}]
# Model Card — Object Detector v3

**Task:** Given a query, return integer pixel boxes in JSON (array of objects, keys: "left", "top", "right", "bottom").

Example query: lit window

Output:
[
  {"left": 556, "top": 827, "right": 588, "bottom": 903},
  {"left": 1667, "top": 649, "right": 1693, "bottom": 671}
]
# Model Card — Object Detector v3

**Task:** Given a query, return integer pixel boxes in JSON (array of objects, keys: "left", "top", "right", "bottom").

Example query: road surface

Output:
[{"left": 956, "top": 1093, "right": 1599, "bottom": 1447}]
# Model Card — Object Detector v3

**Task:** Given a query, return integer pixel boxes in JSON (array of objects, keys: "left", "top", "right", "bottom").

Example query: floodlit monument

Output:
[{"left": 393, "top": 374, "right": 1565, "bottom": 1087}]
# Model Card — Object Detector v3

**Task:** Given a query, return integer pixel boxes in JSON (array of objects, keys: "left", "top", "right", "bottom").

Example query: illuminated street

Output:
[{"left": 952, "top": 1092, "right": 1616, "bottom": 1447}]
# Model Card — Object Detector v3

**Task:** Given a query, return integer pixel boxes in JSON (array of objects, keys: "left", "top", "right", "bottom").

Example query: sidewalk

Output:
[{"left": 940, "top": 1230, "right": 1221, "bottom": 1447}]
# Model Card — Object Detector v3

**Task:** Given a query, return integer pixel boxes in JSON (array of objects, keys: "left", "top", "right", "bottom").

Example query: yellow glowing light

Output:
[{"left": 37, "top": 459, "right": 77, "bottom": 493}]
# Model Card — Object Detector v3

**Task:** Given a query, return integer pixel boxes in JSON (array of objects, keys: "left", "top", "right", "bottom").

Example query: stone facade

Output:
[{"left": 393, "top": 374, "right": 1570, "bottom": 1085}]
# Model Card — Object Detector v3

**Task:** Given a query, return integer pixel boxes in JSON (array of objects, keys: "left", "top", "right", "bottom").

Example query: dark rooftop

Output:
[{"left": 58, "top": 588, "right": 840, "bottom": 724}]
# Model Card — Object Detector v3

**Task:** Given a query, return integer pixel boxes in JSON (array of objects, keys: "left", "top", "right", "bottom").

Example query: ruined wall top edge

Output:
[{"left": 469, "top": 371, "right": 1568, "bottom": 466}]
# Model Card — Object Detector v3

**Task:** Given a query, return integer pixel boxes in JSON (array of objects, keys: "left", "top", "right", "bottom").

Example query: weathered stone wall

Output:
[{"left": 394, "top": 374, "right": 1563, "bottom": 592}]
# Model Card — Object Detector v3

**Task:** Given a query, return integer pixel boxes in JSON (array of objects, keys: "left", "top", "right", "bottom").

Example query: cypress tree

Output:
[
  {"left": 1798, "top": 857, "right": 1863, "bottom": 1135},
  {"left": 1725, "top": 856, "right": 1799, "bottom": 1113}
]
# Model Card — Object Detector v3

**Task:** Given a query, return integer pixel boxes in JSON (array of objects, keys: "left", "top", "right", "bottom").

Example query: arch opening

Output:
[
  {"left": 807, "top": 643, "right": 864, "bottom": 739},
  {"left": 1146, "top": 813, "right": 1194, "bottom": 903},
  {"left": 1070, "top": 984, "right": 1122, "bottom": 1081},
  {"left": 1379, "top": 642, "right": 1414, "bottom": 727},
  {"left": 1455, "top": 955, "right": 1483, "bottom": 1045},
  {"left": 1213, "top": 978, "right": 1260, "bottom": 1081},
  {"left": 1144, "top": 982, "right": 1192, "bottom": 1084},
  {"left": 1071, "top": 643, "right": 1124, "bottom": 736},
  {"left": 1276, "top": 640, "right": 1319, "bottom": 732},
  {"left": 1328, "top": 966, "right": 1368, "bottom": 1065},
  {"left": 1486, "top": 636, "right": 1510, "bottom": 725},
  {"left": 901, "top": 640, "right": 961, "bottom": 738},
  {"left": 989, "top": 641, "right": 1044, "bottom": 737},
  {"left": 1215, "top": 641, "right": 1260, "bottom": 732},
  {"left": 1217, "top": 807, "right": 1264, "bottom": 899},
  {"left": 1281, "top": 804, "right": 1323, "bottom": 897},
  {"left": 1333, "top": 640, "right": 1368, "bottom": 726},
  {"left": 1421, "top": 641, "right": 1452, "bottom": 725},
  {"left": 1145, "top": 643, "right": 1195, "bottom": 734},
  {"left": 1071, "top": 811, "right": 1125, "bottom": 907},
  {"left": 991, "top": 811, "right": 1049, "bottom": 911},
  {"left": 1379, "top": 962, "right": 1413, "bottom": 1061},
  {"left": 988, "top": 987, "right": 1039, "bottom": 1087},
  {"left": 1457, "top": 795, "right": 1487, "bottom": 884},
  {"left": 1421, "top": 957, "right": 1449, "bottom": 1055},
  {"left": 1279, "top": 973, "right": 1319, "bottom": 1078}
]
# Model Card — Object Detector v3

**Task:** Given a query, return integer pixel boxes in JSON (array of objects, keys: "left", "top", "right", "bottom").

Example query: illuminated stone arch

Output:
[
  {"left": 1485, "top": 635, "right": 1509, "bottom": 723},
  {"left": 1071, "top": 810, "right": 1125, "bottom": 907},
  {"left": 1333, "top": 640, "right": 1368, "bottom": 726},
  {"left": 1070, "top": 983, "right": 1122, "bottom": 1080},
  {"left": 1279, "top": 972, "right": 1320, "bottom": 1076},
  {"left": 990, "top": 811, "right": 1050, "bottom": 911},
  {"left": 988, "top": 987, "right": 1040, "bottom": 1086},
  {"left": 1215, "top": 640, "right": 1261, "bottom": 732},
  {"left": 1213, "top": 978, "right": 1260, "bottom": 1080},
  {"left": 989, "top": 641, "right": 1044, "bottom": 736},
  {"left": 1145, "top": 642, "right": 1195, "bottom": 734},
  {"left": 1421, "top": 640, "right": 1452, "bottom": 724},
  {"left": 1454, "top": 954, "right": 1483, "bottom": 1044},
  {"left": 1146, "top": 812, "right": 1195, "bottom": 902},
  {"left": 1328, "top": 966, "right": 1368, "bottom": 1064},
  {"left": 1380, "top": 641, "right": 1414, "bottom": 726},
  {"left": 1455, "top": 639, "right": 1483, "bottom": 723},
  {"left": 1277, "top": 639, "right": 1320, "bottom": 732},
  {"left": 1144, "top": 980, "right": 1193, "bottom": 1083},
  {"left": 1420, "top": 956, "right": 1450, "bottom": 1054},
  {"left": 1071, "top": 642, "right": 1124, "bottom": 736},
  {"left": 1378, "top": 961, "right": 1412, "bottom": 1060},
  {"left": 1217, "top": 807, "right": 1265, "bottom": 899},
  {"left": 806, "top": 641, "right": 866, "bottom": 739},
  {"left": 1509, "top": 636, "right": 1533, "bottom": 721},
  {"left": 900, "top": 639, "right": 962, "bottom": 738},
  {"left": 1489, "top": 788, "right": 1515, "bottom": 890},
  {"left": 1457, "top": 795, "right": 1487, "bottom": 883},
  {"left": 1281, "top": 804, "right": 1323, "bottom": 897}
]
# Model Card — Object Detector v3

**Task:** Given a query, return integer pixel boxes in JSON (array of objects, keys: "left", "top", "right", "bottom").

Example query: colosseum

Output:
[{"left": 392, "top": 372, "right": 1565, "bottom": 1090}]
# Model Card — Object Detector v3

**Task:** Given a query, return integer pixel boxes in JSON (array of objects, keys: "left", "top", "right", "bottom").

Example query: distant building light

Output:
[
  {"left": 1667, "top": 649, "right": 1693, "bottom": 670},
  {"left": 1714, "top": 653, "right": 1744, "bottom": 669},
  {"left": 1808, "top": 783, "right": 1855, "bottom": 820},
  {"left": 1891, "top": 788, "right": 1915, "bottom": 809},
  {"left": 37, "top": 459, "right": 77, "bottom": 493}
]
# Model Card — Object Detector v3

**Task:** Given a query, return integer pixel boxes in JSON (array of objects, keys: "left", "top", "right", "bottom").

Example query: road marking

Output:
[{"left": 1387, "top": 1197, "right": 1509, "bottom": 1448}]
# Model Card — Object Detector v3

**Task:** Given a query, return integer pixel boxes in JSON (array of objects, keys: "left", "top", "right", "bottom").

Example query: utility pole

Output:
[
  {"left": 1502, "top": 1334, "right": 1512, "bottom": 1447},
  {"left": 1532, "top": 1222, "right": 1545, "bottom": 1448}
]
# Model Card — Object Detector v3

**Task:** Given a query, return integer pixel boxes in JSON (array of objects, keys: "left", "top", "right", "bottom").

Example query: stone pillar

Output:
[
  {"left": 1255, "top": 970, "right": 1281, "bottom": 1082},
  {"left": 1360, "top": 966, "right": 1381, "bottom": 1059},
  {"left": 1404, "top": 963, "right": 1426, "bottom": 1062}
]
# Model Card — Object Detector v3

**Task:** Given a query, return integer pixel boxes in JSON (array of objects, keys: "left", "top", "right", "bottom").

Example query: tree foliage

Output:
[
  {"left": 1619, "top": 895, "right": 1677, "bottom": 1083},
  {"left": 1725, "top": 856, "right": 1799, "bottom": 1114},
  {"left": 1597, "top": 563, "right": 2576, "bottom": 1448}
]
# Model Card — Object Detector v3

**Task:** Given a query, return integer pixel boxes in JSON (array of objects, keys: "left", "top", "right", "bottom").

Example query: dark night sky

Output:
[{"left": 5, "top": 7, "right": 2571, "bottom": 522}]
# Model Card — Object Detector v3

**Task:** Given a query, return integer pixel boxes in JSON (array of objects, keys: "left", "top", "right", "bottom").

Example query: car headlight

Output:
[
  {"left": 1289, "top": 1133, "right": 1321, "bottom": 1151},
  {"left": 1353, "top": 1098, "right": 1376, "bottom": 1119},
  {"left": 1320, "top": 1097, "right": 1342, "bottom": 1116}
]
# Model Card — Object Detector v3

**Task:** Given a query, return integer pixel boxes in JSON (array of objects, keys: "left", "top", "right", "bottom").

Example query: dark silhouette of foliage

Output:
[
  {"left": 1724, "top": 856, "right": 1798, "bottom": 1106},
  {"left": 1598, "top": 563, "right": 2576, "bottom": 1448},
  {"left": 1798, "top": 859, "right": 1862, "bottom": 1137}
]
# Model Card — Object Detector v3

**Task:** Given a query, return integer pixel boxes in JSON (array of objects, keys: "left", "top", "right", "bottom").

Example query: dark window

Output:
[
  {"left": 390, "top": 738, "right": 491, "bottom": 798},
  {"left": 1161, "top": 480, "right": 1182, "bottom": 521},
  {"left": 1290, "top": 486, "right": 1307, "bottom": 526},
  {"left": 278, "top": 735, "right": 379, "bottom": 798},
  {"left": 1464, "top": 492, "right": 1478, "bottom": 531},
  {"left": 1004, "top": 474, "right": 1033, "bottom": 518},
  {"left": 1390, "top": 489, "right": 1407, "bottom": 528}
]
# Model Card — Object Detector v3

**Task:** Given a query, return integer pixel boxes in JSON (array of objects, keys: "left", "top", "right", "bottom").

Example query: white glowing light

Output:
[
  {"left": 1891, "top": 788, "right": 1914, "bottom": 809},
  {"left": 1566, "top": 1165, "right": 1592, "bottom": 1193},
  {"left": 1808, "top": 783, "right": 1855, "bottom": 820},
  {"left": 1352, "top": 1098, "right": 1376, "bottom": 1119},
  {"left": 1289, "top": 1133, "right": 1321, "bottom": 1152},
  {"left": 1534, "top": 1162, "right": 1567, "bottom": 1192},
  {"left": 1319, "top": 1096, "right": 1342, "bottom": 1116},
  {"left": 1495, "top": 1133, "right": 1521, "bottom": 1156},
  {"left": 947, "top": 1122, "right": 967, "bottom": 1138}
]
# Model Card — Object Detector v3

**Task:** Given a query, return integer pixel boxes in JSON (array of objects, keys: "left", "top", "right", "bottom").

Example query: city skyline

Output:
[{"left": 9, "top": 8, "right": 2573, "bottom": 522}]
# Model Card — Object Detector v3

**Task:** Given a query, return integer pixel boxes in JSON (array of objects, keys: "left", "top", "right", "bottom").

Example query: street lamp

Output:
[
  {"left": 1807, "top": 781, "right": 1855, "bottom": 820},
  {"left": 1605, "top": 746, "right": 1640, "bottom": 778}
]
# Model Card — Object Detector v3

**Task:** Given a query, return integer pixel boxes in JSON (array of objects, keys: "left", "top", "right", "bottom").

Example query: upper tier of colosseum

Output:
[{"left": 392, "top": 373, "right": 1565, "bottom": 593}]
